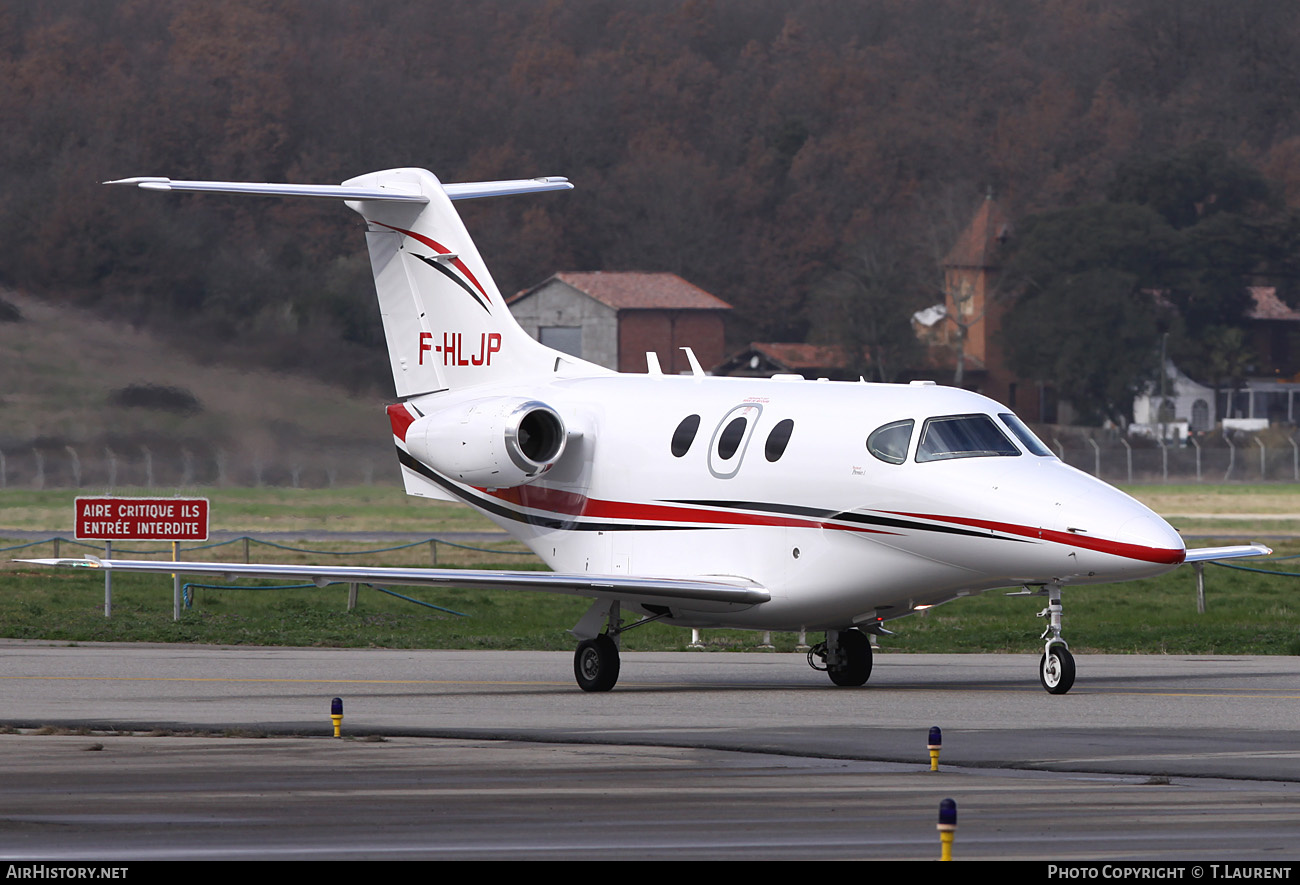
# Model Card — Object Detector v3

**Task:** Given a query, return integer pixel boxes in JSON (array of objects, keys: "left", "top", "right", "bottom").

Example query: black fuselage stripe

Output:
[
  {"left": 667, "top": 499, "right": 1026, "bottom": 542},
  {"left": 401, "top": 454, "right": 1025, "bottom": 542},
  {"left": 397, "top": 448, "right": 687, "bottom": 532}
]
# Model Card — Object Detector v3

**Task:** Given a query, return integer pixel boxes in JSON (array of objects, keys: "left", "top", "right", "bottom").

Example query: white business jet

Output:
[{"left": 25, "top": 168, "right": 1269, "bottom": 694}]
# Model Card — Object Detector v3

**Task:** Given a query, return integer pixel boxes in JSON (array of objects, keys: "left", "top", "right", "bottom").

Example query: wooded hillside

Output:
[{"left": 5, "top": 0, "right": 1300, "bottom": 392}]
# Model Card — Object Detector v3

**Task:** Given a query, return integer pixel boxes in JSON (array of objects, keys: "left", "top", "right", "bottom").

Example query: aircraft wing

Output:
[
  {"left": 1183, "top": 543, "right": 1273, "bottom": 563},
  {"left": 18, "top": 558, "right": 768, "bottom": 614}
]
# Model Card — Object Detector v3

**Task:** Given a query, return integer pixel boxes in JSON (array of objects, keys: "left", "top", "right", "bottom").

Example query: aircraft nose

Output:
[
  {"left": 979, "top": 460, "right": 1185, "bottom": 579},
  {"left": 1116, "top": 511, "right": 1185, "bottom": 557},
  {"left": 1050, "top": 476, "right": 1186, "bottom": 578}
]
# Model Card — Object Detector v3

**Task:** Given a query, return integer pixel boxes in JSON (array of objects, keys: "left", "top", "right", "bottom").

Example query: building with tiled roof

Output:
[
  {"left": 1247, "top": 286, "right": 1300, "bottom": 322},
  {"left": 1244, "top": 286, "right": 1300, "bottom": 381},
  {"left": 909, "top": 193, "right": 1064, "bottom": 420},
  {"left": 1117, "top": 289, "right": 1300, "bottom": 435},
  {"left": 713, "top": 342, "right": 864, "bottom": 380},
  {"left": 509, "top": 272, "right": 732, "bottom": 373},
  {"left": 907, "top": 193, "right": 1067, "bottom": 422}
]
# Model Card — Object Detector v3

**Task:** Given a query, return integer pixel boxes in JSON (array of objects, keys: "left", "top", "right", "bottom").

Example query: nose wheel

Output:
[{"left": 1039, "top": 644, "right": 1075, "bottom": 694}]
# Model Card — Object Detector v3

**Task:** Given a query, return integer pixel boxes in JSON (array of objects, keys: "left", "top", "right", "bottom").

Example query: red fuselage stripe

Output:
[
  {"left": 480, "top": 487, "right": 896, "bottom": 535},
  {"left": 883, "top": 510, "right": 1185, "bottom": 564},
  {"left": 396, "top": 439, "right": 1179, "bottom": 560}
]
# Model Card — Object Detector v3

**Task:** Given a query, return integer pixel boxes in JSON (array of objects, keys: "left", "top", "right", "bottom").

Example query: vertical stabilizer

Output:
[
  {"left": 105, "top": 168, "right": 599, "bottom": 397},
  {"left": 343, "top": 168, "right": 560, "bottom": 397}
]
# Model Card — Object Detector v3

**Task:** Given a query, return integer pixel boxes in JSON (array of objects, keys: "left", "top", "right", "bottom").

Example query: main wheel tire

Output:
[
  {"left": 574, "top": 634, "right": 620, "bottom": 692},
  {"left": 827, "top": 629, "right": 873, "bottom": 687},
  {"left": 1039, "top": 646, "right": 1076, "bottom": 694}
]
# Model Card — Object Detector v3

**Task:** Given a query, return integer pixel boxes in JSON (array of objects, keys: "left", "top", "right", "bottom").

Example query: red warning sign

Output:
[{"left": 75, "top": 497, "right": 210, "bottom": 541}]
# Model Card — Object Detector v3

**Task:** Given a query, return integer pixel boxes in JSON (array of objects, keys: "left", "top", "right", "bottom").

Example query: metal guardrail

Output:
[{"left": 0, "top": 534, "right": 531, "bottom": 557}]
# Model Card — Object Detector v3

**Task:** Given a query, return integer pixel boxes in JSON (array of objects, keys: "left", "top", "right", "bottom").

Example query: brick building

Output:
[
  {"left": 509, "top": 272, "right": 732, "bottom": 373},
  {"left": 914, "top": 194, "right": 1060, "bottom": 422}
]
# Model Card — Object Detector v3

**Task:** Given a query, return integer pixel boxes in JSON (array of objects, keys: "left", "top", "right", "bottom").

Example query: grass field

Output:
[
  {"left": 2, "top": 484, "right": 1298, "bottom": 654},
  {"left": 1123, "top": 483, "right": 1300, "bottom": 536}
]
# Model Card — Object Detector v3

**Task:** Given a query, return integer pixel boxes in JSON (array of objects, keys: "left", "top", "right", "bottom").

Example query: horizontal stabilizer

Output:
[
  {"left": 19, "top": 558, "right": 769, "bottom": 614},
  {"left": 103, "top": 176, "right": 573, "bottom": 203},
  {"left": 444, "top": 177, "right": 573, "bottom": 200},
  {"left": 1183, "top": 543, "right": 1273, "bottom": 563}
]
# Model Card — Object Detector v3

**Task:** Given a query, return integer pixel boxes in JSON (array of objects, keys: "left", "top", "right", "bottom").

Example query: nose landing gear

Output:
[
  {"left": 1011, "top": 581, "right": 1077, "bottom": 694},
  {"left": 1036, "top": 582, "right": 1075, "bottom": 694}
]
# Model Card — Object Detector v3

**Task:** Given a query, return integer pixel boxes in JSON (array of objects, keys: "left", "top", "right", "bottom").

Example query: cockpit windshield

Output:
[
  {"left": 915, "top": 414, "right": 1020, "bottom": 462},
  {"left": 998, "top": 412, "right": 1054, "bottom": 457}
]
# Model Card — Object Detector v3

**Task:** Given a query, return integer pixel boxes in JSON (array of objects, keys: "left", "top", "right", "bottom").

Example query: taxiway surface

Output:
[{"left": 1, "top": 642, "right": 1298, "bottom": 860}]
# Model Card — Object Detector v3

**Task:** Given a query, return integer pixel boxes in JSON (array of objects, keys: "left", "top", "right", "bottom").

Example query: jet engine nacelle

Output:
[{"left": 404, "top": 397, "right": 568, "bottom": 488}]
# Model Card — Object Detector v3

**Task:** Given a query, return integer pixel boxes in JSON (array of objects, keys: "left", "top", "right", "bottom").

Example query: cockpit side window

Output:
[
  {"left": 915, "top": 414, "right": 1019, "bottom": 462},
  {"left": 867, "top": 419, "right": 914, "bottom": 465},
  {"left": 999, "top": 412, "right": 1054, "bottom": 456}
]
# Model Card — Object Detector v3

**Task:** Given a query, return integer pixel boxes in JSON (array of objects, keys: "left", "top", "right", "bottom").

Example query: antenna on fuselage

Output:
[{"left": 680, "top": 347, "right": 705, "bottom": 378}]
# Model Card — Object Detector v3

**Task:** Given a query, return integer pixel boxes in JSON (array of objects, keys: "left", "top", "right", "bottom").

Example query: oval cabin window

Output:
[
  {"left": 707, "top": 403, "right": 763, "bottom": 479},
  {"left": 765, "top": 419, "right": 795, "bottom": 462},
  {"left": 717, "top": 416, "right": 748, "bottom": 460},
  {"left": 671, "top": 414, "right": 702, "bottom": 457}
]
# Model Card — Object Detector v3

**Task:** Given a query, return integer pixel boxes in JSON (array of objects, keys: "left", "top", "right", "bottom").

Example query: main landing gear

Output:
[
  {"left": 574, "top": 634, "right": 620, "bottom": 692},
  {"left": 808, "top": 628, "right": 874, "bottom": 687},
  {"left": 570, "top": 598, "right": 671, "bottom": 692}
]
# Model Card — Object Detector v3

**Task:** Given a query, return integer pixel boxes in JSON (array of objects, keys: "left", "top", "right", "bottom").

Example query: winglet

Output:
[{"left": 17, "top": 556, "right": 103, "bottom": 569}]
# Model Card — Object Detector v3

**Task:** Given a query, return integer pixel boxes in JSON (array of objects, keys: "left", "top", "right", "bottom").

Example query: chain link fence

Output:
[
  {"left": 1051, "top": 433, "right": 1300, "bottom": 483},
  {"left": 4, "top": 434, "right": 1299, "bottom": 489},
  {"left": 0, "top": 445, "right": 382, "bottom": 490}
]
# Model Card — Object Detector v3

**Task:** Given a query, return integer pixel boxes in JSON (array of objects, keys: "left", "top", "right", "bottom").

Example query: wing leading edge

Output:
[{"left": 18, "top": 558, "right": 768, "bottom": 614}]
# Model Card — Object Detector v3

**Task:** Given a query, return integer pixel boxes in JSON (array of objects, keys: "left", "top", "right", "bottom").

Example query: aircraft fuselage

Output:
[{"left": 404, "top": 372, "right": 1184, "bottom": 632}]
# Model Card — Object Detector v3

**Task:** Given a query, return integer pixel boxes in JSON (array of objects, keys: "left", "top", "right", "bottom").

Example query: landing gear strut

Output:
[
  {"left": 808, "top": 628, "right": 873, "bottom": 687},
  {"left": 1036, "top": 583, "right": 1075, "bottom": 694}
]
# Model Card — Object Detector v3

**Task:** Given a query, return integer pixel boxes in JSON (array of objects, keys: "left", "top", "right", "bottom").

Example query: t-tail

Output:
[{"left": 106, "top": 168, "right": 597, "bottom": 396}]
